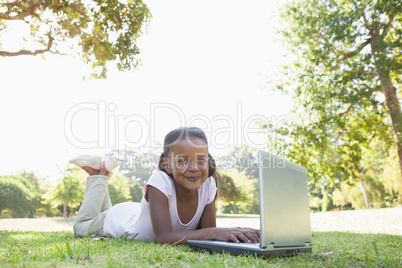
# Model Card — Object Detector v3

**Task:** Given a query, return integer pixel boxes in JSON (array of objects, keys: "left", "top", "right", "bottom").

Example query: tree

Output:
[
  {"left": 380, "top": 148, "right": 402, "bottom": 204},
  {"left": 264, "top": 0, "right": 402, "bottom": 201},
  {"left": 217, "top": 146, "right": 259, "bottom": 180},
  {"left": 341, "top": 174, "right": 386, "bottom": 209},
  {"left": 128, "top": 178, "right": 144, "bottom": 202},
  {"left": 0, "top": 176, "right": 34, "bottom": 217},
  {"left": 44, "top": 167, "right": 85, "bottom": 217},
  {"left": 332, "top": 188, "right": 347, "bottom": 210},
  {"left": 215, "top": 172, "right": 241, "bottom": 204},
  {"left": 0, "top": 0, "right": 151, "bottom": 78},
  {"left": 15, "top": 170, "right": 43, "bottom": 193},
  {"left": 15, "top": 170, "right": 49, "bottom": 216},
  {"left": 108, "top": 171, "right": 131, "bottom": 204},
  {"left": 112, "top": 148, "right": 159, "bottom": 187},
  {"left": 218, "top": 169, "right": 258, "bottom": 214}
]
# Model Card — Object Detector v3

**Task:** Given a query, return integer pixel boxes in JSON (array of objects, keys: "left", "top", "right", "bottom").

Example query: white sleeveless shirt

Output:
[{"left": 103, "top": 171, "right": 217, "bottom": 241}]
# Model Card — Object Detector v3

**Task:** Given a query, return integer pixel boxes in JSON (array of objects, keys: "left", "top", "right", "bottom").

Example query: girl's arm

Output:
[
  {"left": 198, "top": 201, "right": 216, "bottom": 228},
  {"left": 148, "top": 186, "right": 260, "bottom": 245}
]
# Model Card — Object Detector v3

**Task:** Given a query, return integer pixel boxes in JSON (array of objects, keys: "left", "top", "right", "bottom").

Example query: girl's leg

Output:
[
  {"left": 73, "top": 167, "right": 112, "bottom": 237},
  {"left": 84, "top": 174, "right": 112, "bottom": 213}
]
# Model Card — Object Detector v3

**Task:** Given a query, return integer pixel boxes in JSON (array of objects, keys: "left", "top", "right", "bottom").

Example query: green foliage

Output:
[
  {"left": 263, "top": 0, "right": 402, "bottom": 205},
  {"left": 215, "top": 147, "right": 260, "bottom": 214},
  {"left": 341, "top": 172, "right": 387, "bottom": 210},
  {"left": 0, "top": 176, "right": 34, "bottom": 217},
  {"left": 108, "top": 171, "right": 131, "bottom": 204},
  {"left": 215, "top": 172, "right": 241, "bottom": 203},
  {"left": 0, "top": 0, "right": 151, "bottom": 78},
  {"left": 380, "top": 148, "right": 402, "bottom": 204},
  {"left": 0, "top": 230, "right": 400, "bottom": 267},
  {"left": 339, "top": 137, "right": 400, "bottom": 209},
  {"left": 15, "top": 170, "right": 45, "bottom": 193},
  {"left": 15, "top": 170, "right": 50, "bottom": 216},
  {"left": 128, "top": 178, "right": 144, "bottom": 202},
  {"left": 217, "top": 147, "right": 259, "bottom": 180},
  {"left": 0, "top": 209, "right": 12, "bottom": 218},
  {"left": 332, "top": 188, "right": 347, "bottom": 209},
  {"left": 217, "top": 169, "right": 259, "bottom": 214},
  {"left": 112, "top": 148, "right": 159, "bottom": 187},
  {"left": 305, "top": 137, "right": 400, "bottom": 211},
  {"left": 308, "top": 178, "right": 337, "bottom": 212},
  {"left": 43, "top": 167, "right": 85, "bottom": 217},
  {"left": 0, "top": 172, "right": 46, "bottom": 217}
]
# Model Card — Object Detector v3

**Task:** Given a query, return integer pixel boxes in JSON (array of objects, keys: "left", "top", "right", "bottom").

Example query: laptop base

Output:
[{"left": 188, "top": 240, "right": 312, "bottom": 258}]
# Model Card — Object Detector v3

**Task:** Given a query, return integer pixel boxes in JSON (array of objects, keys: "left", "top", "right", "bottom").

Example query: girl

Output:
[{"left": 72, "top": 127, "right": 260, "bottom": 245}]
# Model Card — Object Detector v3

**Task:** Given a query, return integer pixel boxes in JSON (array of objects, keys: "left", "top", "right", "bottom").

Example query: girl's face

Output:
[{"left": 165, "top": 136, "right": 209, "bottom": 193}]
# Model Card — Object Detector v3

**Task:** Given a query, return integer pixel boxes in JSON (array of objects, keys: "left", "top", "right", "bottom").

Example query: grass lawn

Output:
[{"left": 0, "top": 229, "right": 401, "bottom": 267}]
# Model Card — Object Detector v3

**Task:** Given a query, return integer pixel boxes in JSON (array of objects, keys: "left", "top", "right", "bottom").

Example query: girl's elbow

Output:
[
  {"left": 155, "top": 234, "right": 186, "bottom": 245},
  {"left": 154, "top": 233, "right": 172, "bottom": 244}
]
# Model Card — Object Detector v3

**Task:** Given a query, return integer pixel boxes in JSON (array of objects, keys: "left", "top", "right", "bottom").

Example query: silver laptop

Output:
[{"left": 188, "top": 150, "right": 313, "bottom": 257}]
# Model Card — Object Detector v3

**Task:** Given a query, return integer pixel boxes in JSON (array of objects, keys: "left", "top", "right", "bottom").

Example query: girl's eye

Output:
[
  {"left": 177, "top": 159, "right": 189, "bottom": 165},
  {"left": 197, "top": 159, "right": 206, "bottom": 164}
]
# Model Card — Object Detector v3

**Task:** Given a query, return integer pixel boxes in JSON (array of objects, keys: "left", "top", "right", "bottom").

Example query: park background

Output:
[
  {"left": 1, "top": 0, "right": 401, "bottom": 266},
  {"left": 1, "top": 0, "right": 401, "bottom": 220}
]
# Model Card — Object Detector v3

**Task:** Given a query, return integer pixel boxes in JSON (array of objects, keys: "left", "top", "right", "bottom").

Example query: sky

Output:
[{"left": 0, "top": 0, "right": 291, "bottom": 183}]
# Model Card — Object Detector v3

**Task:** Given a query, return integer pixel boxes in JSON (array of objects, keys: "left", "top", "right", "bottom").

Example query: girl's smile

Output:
[{"left": 185, "top": 176, "right": 201, "bottom": 181}]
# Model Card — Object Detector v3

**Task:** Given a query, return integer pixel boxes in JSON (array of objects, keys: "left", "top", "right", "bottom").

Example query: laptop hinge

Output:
[{"left": 264, "top": 243, "right": 274, "bottom": 250}]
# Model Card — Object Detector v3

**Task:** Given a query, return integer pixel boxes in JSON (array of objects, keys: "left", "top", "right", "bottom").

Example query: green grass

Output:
[{"left": 0, "top": 230, "right": 400, "bottom": 267}]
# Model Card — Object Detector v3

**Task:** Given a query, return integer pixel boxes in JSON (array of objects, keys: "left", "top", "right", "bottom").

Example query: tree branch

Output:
[
  {"left": 369, "top": 86, "right": 381, "bottom": 93},
  {"left": 0, "top": 1, "right": 87, "bottom": 21},
  {"left": 330, "top": 38, "right": 371, "bottom": 71},
  {"left": 0, "top": 49, "right": 48, "bottom": 56},
  {"left": 339, "top": 104, "right": 354, "bottom": 117},
  {"left": 0, "top": 1, "right": 41, "bottom": 20},
  {"left": 315, "top": 33, "right": 371, "bottom": 71},
  {"left": 0, "top": 30, "right": 54, "bottom": 56},
  {"left": 316, "top": 33, "right": 343, "bottom": 55},
  {"left": 381, "top": 11, "right": 395, "bottom": 40},
  {"left": 335, "top": 104, "right": 354, "bottom": 140}
]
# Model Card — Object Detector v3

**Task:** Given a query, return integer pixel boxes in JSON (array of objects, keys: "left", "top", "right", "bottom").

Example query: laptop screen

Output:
[{"left": 258, "top": 150, "right": 312, "bottom": 248}]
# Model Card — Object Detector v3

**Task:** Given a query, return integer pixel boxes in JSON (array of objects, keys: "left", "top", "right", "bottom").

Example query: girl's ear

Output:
[{"left": 163, "top": 158, "right": 172, "bottom": 174}]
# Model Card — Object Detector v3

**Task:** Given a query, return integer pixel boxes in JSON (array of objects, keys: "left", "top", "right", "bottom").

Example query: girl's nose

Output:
[{"left": 188, "top": 160, "right": 199, "bottom": 171}]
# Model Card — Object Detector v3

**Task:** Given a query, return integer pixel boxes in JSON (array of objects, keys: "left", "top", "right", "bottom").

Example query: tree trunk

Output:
[
  {"left": 380, "top": 78, "right": 402, "bottom": 205},
  {"left": 321, "top": 187, "right": 329, "bottom": 212},
  {"left": 360, "top": 176, "right": 370, "bottom": 209},
  {"left": 68, "top": 208, "right": 74, "bottom": 218},
  {"left": 63, "top": 201, "right": 68, "bottom": 218},
  {"left": 381, "top": 80, "right": 402, "bottom": 178},
  {"left": 371, "top": 29, "right": 402, "bottom": 202}
]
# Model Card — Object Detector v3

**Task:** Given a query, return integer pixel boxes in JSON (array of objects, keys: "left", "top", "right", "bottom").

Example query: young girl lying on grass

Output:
[{"left": 71, "top": 127, "right": 260, "bottom": 245}]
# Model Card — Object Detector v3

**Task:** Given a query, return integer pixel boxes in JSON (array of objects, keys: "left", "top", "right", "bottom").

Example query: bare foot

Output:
[{"left": 82, "top": 167, "right": 100, "bottom": 176}]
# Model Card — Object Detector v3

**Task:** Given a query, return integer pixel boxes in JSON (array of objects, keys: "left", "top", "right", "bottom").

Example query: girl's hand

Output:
[{"left": 214, "top": 227, "right": 260, "bottom": 243}]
